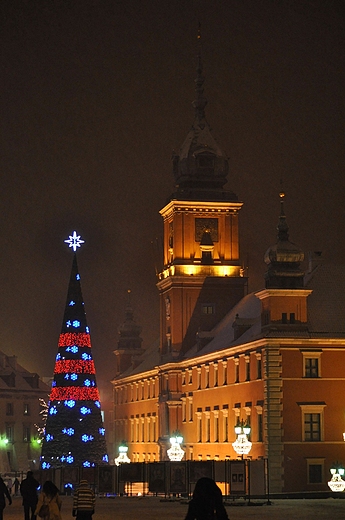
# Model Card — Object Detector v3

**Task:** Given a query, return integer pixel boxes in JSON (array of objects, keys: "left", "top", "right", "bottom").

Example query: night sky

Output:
[{"left": 1, "top": 1, "right": 344, "bottom": 399}]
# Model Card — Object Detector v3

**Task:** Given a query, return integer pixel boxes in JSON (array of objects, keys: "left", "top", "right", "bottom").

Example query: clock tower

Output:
[{"left": 157, "top": 51, "right": 247, "bottom": 358}]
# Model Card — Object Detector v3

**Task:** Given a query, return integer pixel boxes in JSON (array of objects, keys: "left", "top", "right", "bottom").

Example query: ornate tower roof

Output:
[
  {"left": 264, "top": 192, "right": 305, "bottom": 288},
  {"left": 170, "top": 33, "right": 238, "bottom": 202}
]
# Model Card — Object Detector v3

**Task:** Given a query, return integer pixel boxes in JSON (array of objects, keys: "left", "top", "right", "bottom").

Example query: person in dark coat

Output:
[
  {"left": 0, "top": 477, "right": 12, "bottom": 520},
  {"left": 20, "top": 471, "right": 39, "bottom": 520},
  {"left": 184, "top": 477, "right": 229, "bottom": 520}
]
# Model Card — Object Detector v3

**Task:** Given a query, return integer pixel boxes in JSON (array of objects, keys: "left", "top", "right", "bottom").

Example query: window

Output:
[
  {"left": 256, "top": 352, "right": 262, "bottom": 379},
  {"left": 213, "top": 411, "right": 219, "bottom": 442},
  {"left": 257, "top": 413, "right": 263, "bottom": 442},
  {"left": 214, "top": 364, "right": 218, "bottom": 387},
  {"left": 305, "top": 358, "right": 318, "bottom": 378},
  {"left": 182, "top": 399, "right": 186, "bottom": 422},
  {"left": 23, "top": 403, "right": 30, "bottom": 416},
  {"left": 299, "top": 403, "right": 326, "bottom": 441},
  {"left": 205, "top": 366, "right": 209, "bottom": 388},
  {"left": 302, "top": 351, "right": 322, "bottom": 378},
  {"left": 304, "top": 413, "right": 321, "bottom": 441},
  {"left": 307, "top": 459, "right": 324, "bottom": 484},
  {"left": 197, "top": 410, "right": 202, "bottom": 442},
  {"left": 189, "top": 399, "right": 193, "bottom": 422},
  {"left": 222, "top": 361, "right": 227, "bottom": 385},
  {"left": 245, "top": 355, "right": 250, "bottom": 381},
  {"left": 223, "top": 412, "right": 229, "bottom": 442},
  {"left": 202, "top": 304, "right": 215, "bottom": 315},
  {"left": 205, "top": 412, "right": 211, "bottom": 442},
  {"left": 6, "top": 403, "right": 13, "bottom": 416},
  {"left": 5, "top": 424, "right": 13, "bottom": 443},
  {"left": 23, "top": 425, "right": 31, "bottom": 442},
  {"left": 234, "top": 358, "right": 239, "bottom": 383}
]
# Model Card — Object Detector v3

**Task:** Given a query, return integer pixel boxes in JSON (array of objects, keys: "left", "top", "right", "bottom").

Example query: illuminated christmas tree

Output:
[{"left": 40, "top": 232, "right": 108, "bottom": 469}]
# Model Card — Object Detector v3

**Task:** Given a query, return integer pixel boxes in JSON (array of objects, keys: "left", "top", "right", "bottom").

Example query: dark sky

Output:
[{"left": 1, "top": 1, "right": 344, "bottom": 398}]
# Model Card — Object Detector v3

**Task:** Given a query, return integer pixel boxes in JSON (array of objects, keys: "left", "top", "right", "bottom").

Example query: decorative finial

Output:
[
  {"left": 277, "top": 191, "right": 289, "bottom": 241},
  {"left": 192, "top": 22, "right": 207, "bottom": 122},
  {"left": 64, "top": 231, "right": 85, "bottom": 252}
]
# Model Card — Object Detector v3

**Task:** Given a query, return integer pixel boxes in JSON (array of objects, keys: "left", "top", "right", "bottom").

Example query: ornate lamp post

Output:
[
  {"left": 328, "top": 466, "right": 345, "bottom": 492},
  {"left": 114, "top": 441, "right": 131, "bottom": 466},
  {"left": 167, "top": 431, "right": 185, "bottom": 461},
  {"left": 232, "top": 419, "right": 252, "bottom": 457}
]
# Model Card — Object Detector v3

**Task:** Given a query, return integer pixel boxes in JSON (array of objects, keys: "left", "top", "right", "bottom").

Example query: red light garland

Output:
[
  {"left": 54, "top": 360, "right": 95, "bottom": 374},
  {"left": 58, "top": 333, "right": 91, "bottom": 347},
  {"left": 50, "top": 386, "right": 100, "bottom": 401}
]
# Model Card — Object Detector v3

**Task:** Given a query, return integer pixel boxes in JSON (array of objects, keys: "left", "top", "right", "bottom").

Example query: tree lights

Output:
[{"left": 40, "top": 233, "right": 108, "bottom": 468}]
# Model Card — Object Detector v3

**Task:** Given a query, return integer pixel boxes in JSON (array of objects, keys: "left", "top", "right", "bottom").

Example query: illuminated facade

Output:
[
  {"left": 112, "top": 56, "right": 345, "bottom": 493},
  {"left": 0, "top": 351, "right": 50, "bottom": 473},
  {"left": 41, "top": 251, "right": 108, "bottom": 468}
]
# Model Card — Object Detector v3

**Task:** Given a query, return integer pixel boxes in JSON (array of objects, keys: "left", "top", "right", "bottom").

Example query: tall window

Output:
[
  {"left": 23, "top": 403, "right": 30, "bottom": 415},
  {"left": 234, "top": 359, "right": 239, "bottom": 383},
  {"left": 300, "top": 404, "right": 325, "bottom": 441},
  {"left": 5, "top": 424, "right": 13, "bottom": 443},
  {"left": 257, "top": 413, "right": 263, "bottom": 442},
  {"left": 197, "top": 410, "right": 202, "bottom": 442},
  {"left": 213, "top": 411, "right": 219, "bottom": 442},
  {"left": 302, "top": 351, "right": 322, "bottom": 378},
  {"left": 23, "top": 425, "right": 31, "bottom": 442},
  {"left": 214, "top": 364, "right": 218, "bottom": 387},
  {"left": 189, "top": 399, "right": 193, "bottom": 422},
  {"left": 205, "top": 413, "right": 211, "bottom": 442},
  {"left": 304, "top": 413, "right": 321, "bottom": 441},
  {"left": 245, "top": 355, "right": 250, "bottom": 381},
  {"left": 6, "top": 403, "right": 13, "bottom": 416},
  {"left": 305, "top": 358, "right": 319, "bottom": 378}
]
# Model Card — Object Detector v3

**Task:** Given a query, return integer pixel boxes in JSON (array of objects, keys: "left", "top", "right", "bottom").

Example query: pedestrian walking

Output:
[
  {"left": 184, "top": 477, "right": 229, "bottom": 520},
  {"left": 0, "top": 477, "right": 12, "bottom": 520},
  {"left": 6, "top": 480, "right": 12, "bottom": 498},
  {"left": 20, "top": 471, "right": 40, "bottom": 520},
  {"left": 35, "top": 481, "right": 61, "bottom": 520},
  {"left": 72, "top": 480, "right": 95, "bottom": 520},
  {"left": 14, "top": 478, "right": 20, "bottom": 496}
]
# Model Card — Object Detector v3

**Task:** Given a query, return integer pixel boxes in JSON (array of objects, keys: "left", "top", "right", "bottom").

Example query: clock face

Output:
[{"left": 195, "top": 218, "right": 218, "bottom": 242}]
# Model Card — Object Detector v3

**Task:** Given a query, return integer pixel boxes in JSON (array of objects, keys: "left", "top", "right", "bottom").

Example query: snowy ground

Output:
[{"left": 5, "top": 495, "right": 345, "bottom": 520}]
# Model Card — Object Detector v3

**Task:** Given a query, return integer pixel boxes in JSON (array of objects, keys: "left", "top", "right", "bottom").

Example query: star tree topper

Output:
[{"left": 64, "top": 231, "right": 85, "bottom": 252}]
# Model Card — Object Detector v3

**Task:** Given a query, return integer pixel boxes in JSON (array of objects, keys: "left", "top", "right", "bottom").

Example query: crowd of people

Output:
[
  {"left": 1, "top": 474, "right": 228, "bottom": 520},
  {"left": 0, "top": 473, "right": 95, "bottom": 520}
]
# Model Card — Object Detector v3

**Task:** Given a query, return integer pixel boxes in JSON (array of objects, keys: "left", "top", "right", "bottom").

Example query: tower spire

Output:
[{"left": 192, "top": 23, "right": 207, "bottom": 123}]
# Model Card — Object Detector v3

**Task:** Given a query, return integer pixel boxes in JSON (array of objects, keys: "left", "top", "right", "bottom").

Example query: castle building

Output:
[{"left": 111, "top": 54, "right": 345, "bottom": 493}]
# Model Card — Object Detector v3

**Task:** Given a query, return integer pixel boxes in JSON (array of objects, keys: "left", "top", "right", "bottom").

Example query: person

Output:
[
  {"left": 35, "top": 481, "right": 61, "bottom": 520},
  {"left": 184, "top": 477, "right": 229, "bottom": 520},
  {"left": 20, "top": 471, "right": 40, "bottom": 520},
  {"left": 0, "top": 477, "right": 12, "bottom": 520},
  {"left": 72, "top": 480, "right": 95, "bottom": 520},
  {"left": 14, "top": 478, "right": 20, "bottom": 496},
  {"left": 6, "top": 480, "right": 12, "bottom": 497}
]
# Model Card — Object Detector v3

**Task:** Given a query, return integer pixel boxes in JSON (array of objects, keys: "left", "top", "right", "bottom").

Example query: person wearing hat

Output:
[{"left": 72, "top": 480, "right": 95, "bottom": 520}]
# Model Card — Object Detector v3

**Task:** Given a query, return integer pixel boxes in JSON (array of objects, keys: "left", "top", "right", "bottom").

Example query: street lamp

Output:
[
  {"left": 114, "top": 441, "right": 131, "bottom": 466},
  {"left": 232, "top": 419, "right": 252, "bottom": 456},
  {"left": 328, "top": 467, "right": 345, "bottom": 492},
  {"left": 167, "top": 431, "right": 185, "bottom": 461}
]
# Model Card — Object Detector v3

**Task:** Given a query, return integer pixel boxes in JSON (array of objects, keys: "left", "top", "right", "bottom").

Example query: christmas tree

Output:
[{"left": 40, "top": 232, "right": 108, "bottom": 468}]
